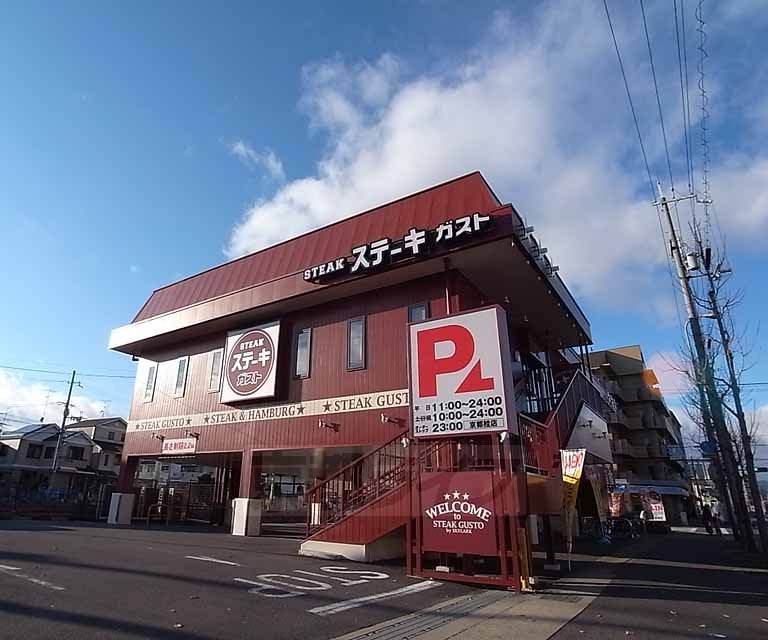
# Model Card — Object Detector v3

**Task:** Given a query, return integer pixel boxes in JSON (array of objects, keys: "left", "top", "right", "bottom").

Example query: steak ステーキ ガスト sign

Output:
[
  {"left": 420, "top": 471, "right": 498, "bottom": 555},
  {"left": 220, "top": 321, "right": 281, "bottom": 403},
  {"left": 408, "top": 306, "right": 517, "bottom": 438}
]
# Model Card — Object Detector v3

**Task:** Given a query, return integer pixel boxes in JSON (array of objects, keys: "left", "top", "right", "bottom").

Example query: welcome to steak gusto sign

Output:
[{"left": 420, "top": 471, "right": 498, "bottom": 555}]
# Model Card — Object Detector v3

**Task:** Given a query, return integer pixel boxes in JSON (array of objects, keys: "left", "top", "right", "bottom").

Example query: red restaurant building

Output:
[{"left": 109, "top": 172, "right": 610, "bottom": 589}]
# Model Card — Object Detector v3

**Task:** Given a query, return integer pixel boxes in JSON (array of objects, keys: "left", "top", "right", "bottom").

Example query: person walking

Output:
[
  {"left": 702, "top": 503, "right": 713, "bottom": 534},
  {"left": 710, "top": 502, "right": 723, "bottom": 536}
]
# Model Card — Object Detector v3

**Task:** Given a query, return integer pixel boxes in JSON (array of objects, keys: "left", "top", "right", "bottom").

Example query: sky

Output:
[{"left": 1, "top": 1, "right": 767, "bottom": 454}]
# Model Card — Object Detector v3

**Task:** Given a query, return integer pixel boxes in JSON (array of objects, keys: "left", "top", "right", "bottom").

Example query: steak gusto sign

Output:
[
  {"left": 221, "top": 321, "right": 281, "bottom": 403},
  {"left": 420, "top": 471, "right": 498, "bottom": 555}
]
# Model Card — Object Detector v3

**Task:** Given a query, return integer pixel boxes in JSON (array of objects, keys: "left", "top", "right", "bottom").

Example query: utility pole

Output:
[
  {"left": 51, "top": 370, "right": 77, "bottom": 482},
  {"left": 696, "top": 385, "right": 740, "bottom": 540},
  {"left": 702, "top": 259, "right": 768, "bottom": 552},
  {"left": 655, "top": 185, "right": 755, "bottom": 551}
]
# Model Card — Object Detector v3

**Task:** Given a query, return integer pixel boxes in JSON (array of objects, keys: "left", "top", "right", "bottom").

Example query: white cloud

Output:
[
  {"left": 224, "top": 3, "right": 768, "bottom": 313},
  {"left": 229, "top": 140, "right": 285, "bottom": 181},
  {"left": 0, "top": 371, "right": 108, "bottom": 431},
  {"left": 129, "top": 264, "right": 140, "bottom": 274},
  {"left": 647, "top": 351, "right": 692, "bottom": 397}
]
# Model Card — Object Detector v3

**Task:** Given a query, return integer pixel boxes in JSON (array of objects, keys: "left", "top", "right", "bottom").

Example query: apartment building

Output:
[{"left": 590, "top": 345, "right": 691, "bottom": 525}]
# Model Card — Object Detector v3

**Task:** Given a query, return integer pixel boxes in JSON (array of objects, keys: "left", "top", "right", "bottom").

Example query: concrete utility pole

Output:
[
  {"left": 655, "top": 186, "right": 755, "bottom": 551},
  {"left": 51, "top": 370, "right": 77, "bottom": 480},
  {"left": 696, "top": 385, "right": 740, "bottom": 540},
  {"left": 702, "top": 264, "right": 768, "bottom": 553}
]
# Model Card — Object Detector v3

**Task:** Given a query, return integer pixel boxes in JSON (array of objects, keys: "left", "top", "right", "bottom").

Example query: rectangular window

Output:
[
  {"left": 120, "top": 433, "right": 125, "bottom": 442},
  {"left": 69, "top": 447, "right": 84, "bottom": 461},
  {"left": 295, "top": 328, "right": 312, "bottom": 378},
  {"left": 347, "top": 317, "right": 366, "bottom": 370},
  {"left": 143, "top": 364, "right": 157, "bottom": 402},
  {"left": 44, "top": 447, "right": 55, "bottom": 459},
  {"left": 208, "top": 348, "right": 224, "bottom": 392},
  {"left": 103, "top": 454, "right": 110, "bottom": 466},
  {"left": 174, "top": 357, "right": 189, "bottom": 398},
  {"left": 408, "top": 302, "right": 430, "bottom": 323},
  {"left": 27, "top": 444, "right": 42, "bottom": 459},
  {"left": 107, "top": 431, "right": 115, "bottom": 441}
]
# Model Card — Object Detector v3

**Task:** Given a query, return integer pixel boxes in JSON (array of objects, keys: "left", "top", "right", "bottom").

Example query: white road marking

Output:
[
  {"left": 0, "top": 566, "right": 65, "bottom": 591},
  {"left": 0, "top": 564, "right": 21, "bottom": 571},
  {"left": 185, "top": 555, "right": 241, "bottom": 566},
  {"left": 307, "top": 580, "right": 441, "bottom": 616}
]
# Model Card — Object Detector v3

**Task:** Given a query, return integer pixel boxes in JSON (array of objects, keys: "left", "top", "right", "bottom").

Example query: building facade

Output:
[
  {"left": 590, "top": 346, "right": 691, "bottom": 526},
  {"left": 111, "top": 173, "right": 611, "bottom": 586}
]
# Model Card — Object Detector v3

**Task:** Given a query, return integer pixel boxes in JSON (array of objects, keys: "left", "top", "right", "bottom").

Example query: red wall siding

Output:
[{"left": 124, "top": 273, "right": 485, "bottom": 456}]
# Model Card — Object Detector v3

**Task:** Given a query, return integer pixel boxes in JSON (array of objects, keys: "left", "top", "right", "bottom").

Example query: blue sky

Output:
[{"left": 1, "top": 1, "right": 767, "bottom": 444}]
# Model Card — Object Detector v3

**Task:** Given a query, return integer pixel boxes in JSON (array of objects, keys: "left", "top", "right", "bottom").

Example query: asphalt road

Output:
[
  {"left": 551, "top": 530, "right": 768, "bottom": 640},
  {"left": 0, "top": 520, "right": 470, "bottom": 640}
]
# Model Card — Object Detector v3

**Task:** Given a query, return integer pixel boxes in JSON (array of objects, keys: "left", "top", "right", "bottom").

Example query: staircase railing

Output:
[
  {"left": 547, "top": 370, "right": 607, "bottom": 447},
  {"left": 519, "top": 414, "right": 557, "bottom": 475},
  {"left": 306, "top": 433, "right": 408, "bottom": 536},
  {"left": 520, "top": 370, "right": 608, "bottom": 474}
]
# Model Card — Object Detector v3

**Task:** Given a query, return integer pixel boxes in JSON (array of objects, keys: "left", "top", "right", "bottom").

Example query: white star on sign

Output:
[
  {"left": 444, "top": 494, "right": 450, "bottom": 501},
  {"left": 452, "top": 491, "right": 460, "bottom": 499},
  {"left": 463, "top": 493, "right": 469, "bottom": 500}
]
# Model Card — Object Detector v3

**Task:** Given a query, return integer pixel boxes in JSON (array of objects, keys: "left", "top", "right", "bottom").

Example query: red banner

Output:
[{"left": 419, "top": 471, "right": 498, "bottom": 555}]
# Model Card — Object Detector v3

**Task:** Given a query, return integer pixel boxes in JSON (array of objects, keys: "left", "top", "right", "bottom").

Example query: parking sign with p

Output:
[{"left": 408, "top": 306, "right": 517, "bottom": 438}]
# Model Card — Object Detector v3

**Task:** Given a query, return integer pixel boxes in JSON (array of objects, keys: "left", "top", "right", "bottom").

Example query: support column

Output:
[
  {"left": 232, "top": 450, "right": 261, "bottom": 536},
  {"left": 109, "top": 456, "right": 138, "bottom": 526}
]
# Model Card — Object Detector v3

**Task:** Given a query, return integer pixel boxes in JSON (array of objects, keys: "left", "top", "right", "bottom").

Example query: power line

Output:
[
  {"left": 674, "top": 0, "right": 694, "bottom": 194},
  {"left": 603, "top": 0, "right": 655, "bottom": 200},
  {"left": 640, "top": 0, "right": 676, "bottom": 196},
  {"left": 0, "top": 364, "right": 133, "bottom": 380}
]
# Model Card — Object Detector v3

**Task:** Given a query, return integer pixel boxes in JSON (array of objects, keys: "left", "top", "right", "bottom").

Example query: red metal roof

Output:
[{"left": 133, "top": 172, "right": 501, "bottom": 322}]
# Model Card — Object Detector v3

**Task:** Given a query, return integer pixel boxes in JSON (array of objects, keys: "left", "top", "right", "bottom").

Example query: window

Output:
[
  {"left": 107, "top": 431, "right": 115, "bottom": 441},
  {"left": 27, "top": 444, "right": 42, "bottom": 459},
  {"left": 143, "top": 364, "right": 157, "bottom": 402},
  {"left": 120, "top": 433, "right": 125, "bottom": 442},
  {"left": 408, "top": 302, "right": 430, "bottom": 323},
  {"left": 44, "top": 447, "right": 55, "bottom": 459},
  {"left": 0, "top": 444, "right": 7, "bottom": 457},
  {"left": 69, "top": 447, "right": 84, "bottom": 461},
  {"left": 295, "top": 328, "right": 312, "bottom": 378},
  {"left": 208, "top": 348, "right": 224, "bottom": 392},
  {"left": 174, "top": 356, "right": 189, "bottom": 398},
  {"left": 114, "top": 456, "right": 120, "bottom": 466},
  {"left": 347, "top": 317, "right": 366, "bottom": 370},
  {"left": 103, "top": 454, "right": 110, "bottom": 466}
]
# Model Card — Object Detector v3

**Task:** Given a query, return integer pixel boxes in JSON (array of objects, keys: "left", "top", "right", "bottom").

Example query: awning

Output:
[{"left": 612, "top": 483, "right": 689, "bottom": 497}]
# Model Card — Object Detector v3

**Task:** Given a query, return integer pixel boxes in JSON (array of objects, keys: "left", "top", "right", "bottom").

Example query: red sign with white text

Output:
[
  {"left": 409, "top": 307, "right": 516, "bottom": 438},
  {"left": 420, "top": 471, "right": 498, "bottom": 555}
]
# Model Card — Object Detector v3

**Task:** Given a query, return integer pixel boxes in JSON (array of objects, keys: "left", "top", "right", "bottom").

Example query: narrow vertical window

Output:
[
  {"left": 143, "top": 364, "right": 157, "bottom": 402},
  {"left": 295, "top": 328, "right": 312, "bottom": 379},
  {"left": 408, "top": 302, "right": 429, "bottom": 323},
  {"left": 174, "top": 356, "right": 189, "bottom": 398},
  {"left": 347, "top": 317, "right": 366, "bottom": 370},
  {"left": 208, "top": 348, "right": 224, "bottom": 392}
]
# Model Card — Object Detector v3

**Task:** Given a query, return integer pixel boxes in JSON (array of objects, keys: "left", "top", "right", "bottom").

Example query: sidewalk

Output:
[{"left": 332, "top": 532, "right": 768, "bottom": 640}]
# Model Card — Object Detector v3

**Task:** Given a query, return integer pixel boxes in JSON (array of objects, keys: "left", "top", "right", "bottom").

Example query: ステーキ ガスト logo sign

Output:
[
  {"left": 408, "top": 307, "right": 517, "bottom": 438},
  {"left": 303, "top": 213, "right": 492, "bottom": 283},
  {"left": 226, "top": 329, "right": 275, "bottom": 396},
  {"left": 420, "top": 471, "right": 498, "bottom": 555},
  {"left": 220, "top": 321, "right": 281, "bottom": 403}
]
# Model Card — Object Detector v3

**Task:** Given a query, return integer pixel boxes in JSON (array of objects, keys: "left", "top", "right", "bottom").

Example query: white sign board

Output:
[
  {"left": 409, "top": 306, "right": 516, "bottom": 438},
  {"left": 161, "top": 437, "right": 197, "bottom": 456},
  {"left": 220, "top": 320, "right": 281, "bottom": 403}
]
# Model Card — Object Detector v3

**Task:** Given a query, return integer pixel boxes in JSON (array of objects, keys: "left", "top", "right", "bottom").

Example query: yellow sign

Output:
[{"left": 561, "top": 449, "right": 586, "bottom": 551}]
